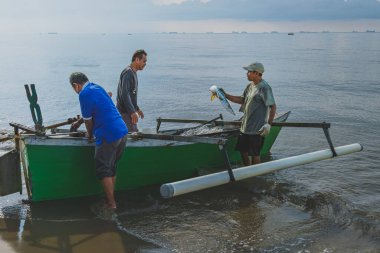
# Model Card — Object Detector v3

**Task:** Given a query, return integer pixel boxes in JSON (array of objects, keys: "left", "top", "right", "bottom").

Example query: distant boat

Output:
[
  {"left": 128, "top": 33, "right": 132, "bottom": 35},
  {"left": 241, "top": 31, "right": 247, "bottom": 34},
  {"left": 352, "top": 30, "right": 359, "bottom": 33},
  {"left": 169, "top": 32, "right": 178, "bottom": 34},
  {"left": 288, "top": 32, "right": 294, "bottom": 35},
  {"left": 366, "top": 29, "right": 375, "bottom": 33},
  {"left": 232, "top": 31, "right": 239, "bottom": 34},
  {"left": 47, "top": 32, "right": 58, "bottom": 35},
  {"left": 271, "top": 31, "right": 278, "bottom": 34}
]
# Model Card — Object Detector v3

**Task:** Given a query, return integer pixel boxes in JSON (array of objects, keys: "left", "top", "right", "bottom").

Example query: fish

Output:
[{"left": 209, "top": 85, "right": 236, "bottom": 115}]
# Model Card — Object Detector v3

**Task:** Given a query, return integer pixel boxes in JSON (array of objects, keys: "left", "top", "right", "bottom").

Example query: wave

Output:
[{"left": 249, "top": 175, "right": 380, "bottom": 240}]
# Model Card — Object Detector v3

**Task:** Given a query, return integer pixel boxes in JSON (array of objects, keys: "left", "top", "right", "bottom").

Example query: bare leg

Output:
[
  {"left": 101, "top": 177, "right": 116, "bottom": 209},
  {"left": 252, "top": 155, "right": 261, "bottom": 165},
  {"left": 240, "top": 152, "right": 251, "bottom": 166}
]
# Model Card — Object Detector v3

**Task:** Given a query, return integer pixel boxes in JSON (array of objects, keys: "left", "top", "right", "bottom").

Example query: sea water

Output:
[{"left": 0, "top": 33, "right": 379, "bottom": 252}]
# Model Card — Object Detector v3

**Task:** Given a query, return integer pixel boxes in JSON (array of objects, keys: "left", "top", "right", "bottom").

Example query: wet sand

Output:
[{"left": 1, "top": 181, "right": 378, "bottom": 253}]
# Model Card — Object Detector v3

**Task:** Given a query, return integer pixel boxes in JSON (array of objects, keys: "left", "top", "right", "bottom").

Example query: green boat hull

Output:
[{"left": 22, "top": 115, "right": 287, "bottom": 202}]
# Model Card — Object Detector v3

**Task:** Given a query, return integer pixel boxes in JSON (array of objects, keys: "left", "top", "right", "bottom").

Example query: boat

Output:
[
  {"left": 11, "top": 112, "right": 288, "bottom": 202},
  {"left": 0, "top": 85, "right": 291, "bottom": 202},
  {"left": 1, "top": 84, "right": 362, "bottom": 202}
]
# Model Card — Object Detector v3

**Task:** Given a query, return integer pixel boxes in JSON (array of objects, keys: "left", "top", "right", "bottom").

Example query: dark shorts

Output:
[
  {"left": 121, "top": 113, "right": 138, "bottom": 133},
  {"left": 94, "top": 135, "right": 128, "bottom": 180},
  {"left": 235, "top": 133, "right": 264, "bottom": 156}
]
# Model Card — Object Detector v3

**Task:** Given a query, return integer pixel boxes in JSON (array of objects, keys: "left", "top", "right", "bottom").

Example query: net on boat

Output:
[{"left": 179, "top": 125, "right": 226, "bottom": 136}]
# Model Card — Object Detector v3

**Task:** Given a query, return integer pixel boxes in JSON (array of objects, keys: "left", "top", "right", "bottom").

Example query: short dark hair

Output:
[
  {"left": 69, "top": 72, "right": 89, "bottom": 86},
  {"left": 131, "top": 49, "right": 147, "bottom": 62}
]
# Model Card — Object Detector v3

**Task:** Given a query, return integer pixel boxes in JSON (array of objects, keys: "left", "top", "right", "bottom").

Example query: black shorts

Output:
[
  {"left": 235, "top": 133, "right": 264, "bottom": 156},
  {"left": 94, "top": 135, "right": 128, "bottom": 180}
]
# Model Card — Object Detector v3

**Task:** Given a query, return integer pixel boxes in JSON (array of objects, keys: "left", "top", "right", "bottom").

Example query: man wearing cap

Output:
[{"left": 223, "top": 62, "right": 276, "bottom": 165}]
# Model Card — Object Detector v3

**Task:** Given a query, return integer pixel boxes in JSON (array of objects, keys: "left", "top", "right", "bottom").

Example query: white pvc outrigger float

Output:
[{"left": 160, "top": 143, "right": 363, "bottom": 198}]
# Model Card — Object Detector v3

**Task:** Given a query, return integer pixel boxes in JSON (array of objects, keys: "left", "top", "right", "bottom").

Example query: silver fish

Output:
[{"left": 209, "top": 85, "right": 236, "bottom": 115}]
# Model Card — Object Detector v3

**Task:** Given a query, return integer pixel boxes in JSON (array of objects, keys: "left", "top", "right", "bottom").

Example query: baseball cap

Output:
[{"left": 243, "top": 62, "right": 264, "bottom": 74}]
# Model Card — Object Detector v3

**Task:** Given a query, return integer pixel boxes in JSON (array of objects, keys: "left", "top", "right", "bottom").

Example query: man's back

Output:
[{"left": 80, "top": 82, "right": 128, "bottom": 145}]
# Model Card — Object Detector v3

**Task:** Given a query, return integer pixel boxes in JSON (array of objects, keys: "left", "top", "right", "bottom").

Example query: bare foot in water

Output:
[{"left": 108, "top": 203, "right": 117, "bottom": 209}]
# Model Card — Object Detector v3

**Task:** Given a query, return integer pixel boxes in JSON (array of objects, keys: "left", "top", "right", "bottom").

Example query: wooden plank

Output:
[
  {"left": 45, "top": 117, "right": 77, "bottom": 130},
  {"left": 272, "top": 122, "right": 331, "bottom": 128},
  {"left": 132, "top": 133, "right": 228, "bottom": 145},
  {"left": 157, "top": 118, "right": 212, "bottom": 124},
  {"left": 9, "top": 122, "right": 39, "bottom": 134},
  {"left": 0, "top": 136, "right": 13, "bottom": 143},
  {"left": 156, "top": 118, "right": 330, "bottom": 129}
]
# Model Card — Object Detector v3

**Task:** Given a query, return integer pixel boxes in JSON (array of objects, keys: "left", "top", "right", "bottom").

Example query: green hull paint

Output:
[
  {"left": 23, "top": 114, "right": 289, "bottom": 202},
  {"left": 25, "top": 139, "right": 241, "bottom": 201}
]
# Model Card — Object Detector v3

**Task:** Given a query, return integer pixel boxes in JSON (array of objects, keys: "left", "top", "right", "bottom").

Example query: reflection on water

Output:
[
  {"left": 1, "top": 178, "right": 379, "bottom": 253},
  {"left": 0, "top": 192, "right": 168, "bottom": 253}
]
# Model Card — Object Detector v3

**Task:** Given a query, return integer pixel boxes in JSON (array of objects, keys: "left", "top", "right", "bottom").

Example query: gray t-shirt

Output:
[
  {"left": 240, "top": 79, "right": 275, "bottom": 134},
  {"left": 116, "top": 66, "right": 139, "bottom": 114}
]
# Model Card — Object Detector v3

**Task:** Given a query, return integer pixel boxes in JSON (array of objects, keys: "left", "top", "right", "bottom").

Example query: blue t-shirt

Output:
[{"left": 79, "top": 82, "right": 128, "bottom": 145}]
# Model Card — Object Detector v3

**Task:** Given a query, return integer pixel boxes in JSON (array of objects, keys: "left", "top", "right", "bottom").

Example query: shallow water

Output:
[{"left": 1, "top": 33, "right": 379, "bottom": 252}]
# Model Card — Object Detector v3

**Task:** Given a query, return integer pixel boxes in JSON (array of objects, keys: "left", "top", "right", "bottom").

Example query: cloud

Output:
[
  {"left": 148, "top": 0, "right": 380, "bottom": 22},
  {"left": 0, "top": 0, "right": 379, "bottom": 33},
  {"left": 152, "top": 0, "right": 211, "bottom": 6}
]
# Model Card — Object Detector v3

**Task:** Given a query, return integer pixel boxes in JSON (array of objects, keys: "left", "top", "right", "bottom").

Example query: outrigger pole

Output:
[{"left": 160, "top": 143, "right": 363, "bottom": 198}]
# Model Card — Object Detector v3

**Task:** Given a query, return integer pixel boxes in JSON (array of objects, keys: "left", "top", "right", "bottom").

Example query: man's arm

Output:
[
  {"left": 225, "top": 93, "right": 244, "bottom": 105},
  {"left": 71, "top": 117, "right": 84, "bottom": 130},
  {"left": 120, "top": 71, "right": 137, "bottom": 114},
  {"left": 84, "top": 119, "right": 94, "bottom": 140},
  {"left": 267, "top": 104, "right": 276, "bottom": 124}
]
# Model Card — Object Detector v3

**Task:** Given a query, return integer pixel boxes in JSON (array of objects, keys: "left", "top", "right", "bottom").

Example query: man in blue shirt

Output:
[{"left": 70, "top": 72, "right": 128, "bottom": 209}]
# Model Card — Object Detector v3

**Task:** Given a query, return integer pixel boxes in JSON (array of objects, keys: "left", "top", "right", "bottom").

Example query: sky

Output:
[{"left": 1, "top": 0, "right": 380, "bottom": 33}]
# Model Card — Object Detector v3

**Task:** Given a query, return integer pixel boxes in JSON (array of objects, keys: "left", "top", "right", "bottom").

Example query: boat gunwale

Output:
[
  {"left": 21, "top": 131, "right": 236, "bottom": 147},
  {"left": 21, "top": 111, "right": 290, "bottom": 147}
]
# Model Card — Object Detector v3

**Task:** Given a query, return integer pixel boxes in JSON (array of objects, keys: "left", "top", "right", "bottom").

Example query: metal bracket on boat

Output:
[
  {"left": 270, "top": 122, "right": 338, "bottom": 157},
  {"left": 25, "top": 84, "right": 44, "bottom": 132},
  {"left": 156, "top": 114, "right": 224, "bottom": 133},
  {"left": 322, "top": 123, "right": 338, "bottom": 157},
  {"left": 219, "top": 144, "right": 236, "bottom": 182},
  {"left": 156, "top": 118, "right": 162, "bottom": 133}
]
